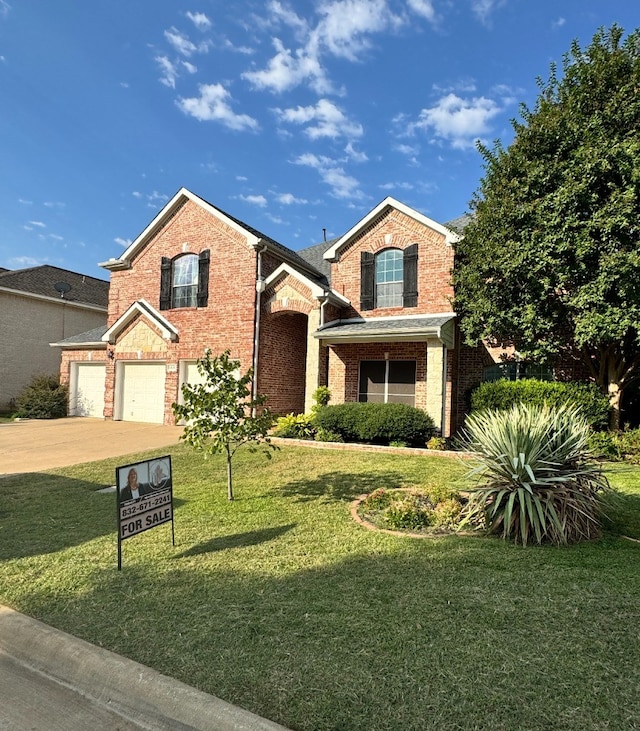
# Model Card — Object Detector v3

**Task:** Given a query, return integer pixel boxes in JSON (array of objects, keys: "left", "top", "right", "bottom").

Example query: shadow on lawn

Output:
[
  {"left": 174, "top": 524, "right": 296, "bottom": 557},
  {"left": 279, "top": 470, "right": 408, "bottom": 503}
]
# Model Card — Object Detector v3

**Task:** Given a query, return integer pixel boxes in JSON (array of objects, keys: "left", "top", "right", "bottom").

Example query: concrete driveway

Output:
[{"left": 0, "top": 417, "right": 184, "bottom": 476}]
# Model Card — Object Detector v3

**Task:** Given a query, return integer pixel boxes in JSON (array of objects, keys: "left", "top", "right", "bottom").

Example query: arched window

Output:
[
  {"left": 360, "top": 244, "right": 418, "bottom": 311},
  {"left": 375, "top": 249, "right": 404, "bottom": 308},
  {"left": 159, "top": 250, "right": 210, "bottom": 310},
  {"left": 172, "top": 254, "right": 198, "bottom": 308}
]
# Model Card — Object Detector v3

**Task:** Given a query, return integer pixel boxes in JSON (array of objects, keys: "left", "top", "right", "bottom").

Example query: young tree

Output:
[
  {"left": 172, "top": 350, "right": 276, "bottom": 500},
  {"left": 453, "top": 25, "right": 640, "bottom": 430}
]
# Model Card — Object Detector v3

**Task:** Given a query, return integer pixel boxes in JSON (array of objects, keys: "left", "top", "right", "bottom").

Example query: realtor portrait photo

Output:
[{"left": 118, "top": 464, "right": 152, "bottom": 502}]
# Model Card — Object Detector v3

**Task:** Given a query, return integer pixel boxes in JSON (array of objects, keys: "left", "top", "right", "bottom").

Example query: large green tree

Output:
[{"left": 453, "top": 25, "right": 640, "bottom": 429}]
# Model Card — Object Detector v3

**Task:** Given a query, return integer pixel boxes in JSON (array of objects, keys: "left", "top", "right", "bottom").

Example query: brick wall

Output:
[
  {"left": 258, "top": 310, "right": 308, "bottom": 414},
  {"left": 328, "top": 208, "right": 454, "bottom": 321},
  {"left": 102, "top": 199, "right": 260, "bottom": 424}
]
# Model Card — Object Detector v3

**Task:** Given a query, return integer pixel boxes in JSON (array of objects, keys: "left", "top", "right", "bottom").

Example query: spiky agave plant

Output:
[{"left": 459, "top": 402, "right": 611, "bottom": 545}]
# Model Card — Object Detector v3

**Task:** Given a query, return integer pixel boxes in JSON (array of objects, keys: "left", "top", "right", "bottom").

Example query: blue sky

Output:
[{"left": 0, "top": 1, "right": 637, "bottom": 281}]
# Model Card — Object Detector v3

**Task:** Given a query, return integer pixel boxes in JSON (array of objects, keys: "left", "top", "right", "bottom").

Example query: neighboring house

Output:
[
  {"left": 0, "top": 265, "right": 108, "bottom": 412},
  {"left": 55, "top": 188, "right": 496, "bottom": 435}
]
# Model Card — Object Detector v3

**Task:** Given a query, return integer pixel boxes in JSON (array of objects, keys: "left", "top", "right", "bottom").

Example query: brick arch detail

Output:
[{"left": 264, "top": 298, "right": 315, "bottom": 316}]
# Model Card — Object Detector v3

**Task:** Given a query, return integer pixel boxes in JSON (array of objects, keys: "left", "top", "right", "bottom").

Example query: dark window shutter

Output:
[
  {"left": 403, "top": 243, "right": 418, "bottom": 308},
  {"left": 160, "top": 257, "right": 172, "bottom": 310},
  {"left": 360, "top": 251, "right": 375, "bottom": 311},
  {"left": 197, "top": 249, "right": 210, "bottom": 307}
]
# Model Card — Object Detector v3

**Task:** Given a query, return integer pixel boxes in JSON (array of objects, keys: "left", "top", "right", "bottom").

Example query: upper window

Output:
[
  {"left": 160, "top": 250, "right": 210, "bottom": 310},
  {"left": 172, "top": 255, "right": 198, "bottom": 308},
  {"left": 360, "top": 244, "right": 418, "bottom": 311},
  {"left": 375, "top": 249, "right": 403, "bottom": 308}
]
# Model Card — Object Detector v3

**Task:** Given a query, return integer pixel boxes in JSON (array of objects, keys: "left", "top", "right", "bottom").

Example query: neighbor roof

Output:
[
  {"left": 0, "top": 265, "right": 109, "bottom": 307},
  {"left": 50, "top": 324, "right": 108, "bottom": 348}
]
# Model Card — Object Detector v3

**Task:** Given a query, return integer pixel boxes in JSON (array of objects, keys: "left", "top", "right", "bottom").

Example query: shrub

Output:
[
  {"left": 361, "top": 488, "right": 394, "bottom": 511},
  {"left": 15, "top": 374, "right": 68, "bottom": 419},
  {"left": 459, "top": 402, "right": 612, "bottom": 545},
  {"left": 432, "top": 498, "right": 463, "bottom": 530},
  {"left": 470, "top": 379, "right": 609, "bottom": 430},
  {"left": 426, "top": 436, "right": 447, "bottom": 451},
  {"left": 273, "top": 413, "right": 315, "bottom": 439},
  {"left": 314, "top": 427, "right": 343, "bottom": 443},
  {"left": 314, "top": 402, "right": 436, "bottom": 446},
  {"left": 384, "top": 493, "right": 433, "bottom": 530},
  {"left": 587, "top": 430, "right": 624, "bottom": 461},
  {"left": 312, "top": 386, "right": 331, "bottom": 408}
]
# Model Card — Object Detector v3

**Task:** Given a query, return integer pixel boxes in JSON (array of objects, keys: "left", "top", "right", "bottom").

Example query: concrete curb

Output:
[{"left": 0, "top": 605, "right": 290, "bottom": 731}]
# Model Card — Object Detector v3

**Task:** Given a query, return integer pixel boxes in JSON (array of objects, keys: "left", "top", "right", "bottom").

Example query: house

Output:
[
  {"left": 55, "top": 188, "right": 494, "bottom": 435},
  {"left": 0, "top": 265, "right": 109, "bottom": 412}
]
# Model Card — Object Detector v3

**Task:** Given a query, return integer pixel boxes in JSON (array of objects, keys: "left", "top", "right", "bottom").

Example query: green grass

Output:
[{"left": 1, "top": 444, "right": 640, "bottom": 730}]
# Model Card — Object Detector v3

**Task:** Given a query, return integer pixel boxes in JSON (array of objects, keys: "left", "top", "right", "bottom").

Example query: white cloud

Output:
[
  {"left": 395, "top": 142, "right": 419, "bottom": 156},
  {"left": 182, "top": 61, "right": 197, "bottom": 74},
  {"left": 294, "top": 152, "right": 365, "bottom": 200},
  {"left": 552, "top": 17, "right": 566, "bottom": 30},
  {"left": 177, "top": 83, "right": 259, "bottom": 131},
  {"left": 243, "top": 38, "right": 331, "bottom": 94},
  {"left": 186, "top": 11, "right": 212, "bottom": 30},
  {"left": 164, "top": 27, "right": 198, "bottom": 56},
  {"left": 0, "top": 1, "right": 10, "bottom": 18},
  {"left": 274, "top": 98, "right": 362, "bottom": 139},
  {"left": 266, "top": 213, "right": 285, "bottom": 224},
  {"left": 345, "top": 141, "right": 368, "bottom": 162},
  {"left": 406, "top": 0, "right": 436, "bottom": 22},
  {"left": 244, "top": 0, "right": 410, "bottom": 94},
  {"left": 238, "top": 194, "right": 267, "bottom": 207},
  {"left": 236, "top": 175, "right": 248, "bottom": 181},
  {"left": 156, "top": 55, "right": 179, "bottom": 88},
  {"left": 18, "top": 198, "right": 33, "bottom": 205},
  {"left": 44, "top": 201, "right": 65, "bottom": 208},
  {"left": 223, "top": 39, "right": 254, "bottom": 54},
  {"left": 9, "top": 256, "right": 43, "bottom": 268},
  {"left": 49, "top": 234, "right": 64, "bottom": 241},
  {"left": 411, "top": 93, "right": 502, "bottom": 149},
  {"left": 277, "top": 193, "right": 308, "bottom": 204},
  {"left": 379, "top": 181, "right": 414, "bottom": 190},
  {"left": 132, "top": 191, "right": 143, "bottom": 198},
  {"left": 114, "top": 237, "right": 132, "bottom": 247},
  {"left": 28, "top": 220, "right": 46, "bottom": 228},
  {"left": 471, "top": 0, "right": 506, "bottom": 25}
]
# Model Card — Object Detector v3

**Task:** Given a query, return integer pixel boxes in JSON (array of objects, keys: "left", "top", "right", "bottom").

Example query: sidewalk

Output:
[{"left": 0, "top": 605, "right": 290, "bottom": 731}]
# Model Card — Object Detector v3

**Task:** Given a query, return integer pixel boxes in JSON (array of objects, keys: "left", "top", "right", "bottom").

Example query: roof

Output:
[
  {"left": 296, "top": 239, "right": 337, "bottom": 283},
  {"left": 314, "top": 314, "right": 456, "bottom": 348},
  {"left": 101, "top": 188, "right": 327, "bottom": 285},
  {"left": 444, "top": 213, "right": 473, "bottom": 233},
  {"left": 0, "top": 265, "right": 109, "bottom": 308},
  {"left": 323, "top": 198, "right": 461, "bottom": 261},
  {"left": 51, "top": 324, "right": 108, "bottom": 348}
]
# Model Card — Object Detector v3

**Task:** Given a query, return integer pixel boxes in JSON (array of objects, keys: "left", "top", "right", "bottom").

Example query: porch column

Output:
[
  {"left": 304, "top": 308, "right": 322, "bottom": 413},
  {"left": 426, "top": 339, "right": 446, "bottom": 434}
]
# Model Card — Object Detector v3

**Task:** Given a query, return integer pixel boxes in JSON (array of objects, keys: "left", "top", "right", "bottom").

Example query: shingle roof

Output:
[
  {"left": 296, "top": 239, "right": 337, "bottom": 283},
  {"left": 189, "top": 191, "right": 328, "bottom": 284},
  {"left": 52, "top": 325, "right": 109, "bottom": 346},
  {"left": 315, "top": 315, "right": 455, "bottom": 339},
  {"left": 444, "top": 213, "right": 473, "bottom": 233},
  {"left": 0, "top": 265, "right": 109, "bottom": 307}
]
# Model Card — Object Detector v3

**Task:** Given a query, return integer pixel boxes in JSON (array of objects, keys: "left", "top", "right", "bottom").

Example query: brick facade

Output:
[{"left": 58, "top": 191, "right": 490, "bottom": 434}]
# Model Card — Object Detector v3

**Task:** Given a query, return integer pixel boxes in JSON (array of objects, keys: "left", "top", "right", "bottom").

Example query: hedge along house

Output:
[{"left": 55, "top": 188, "right": 490, "bottom": 435}]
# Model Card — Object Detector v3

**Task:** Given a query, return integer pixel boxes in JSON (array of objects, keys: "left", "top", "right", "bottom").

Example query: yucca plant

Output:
[{"left": 459, "top": 402, "right": 611, "bottom": 545}]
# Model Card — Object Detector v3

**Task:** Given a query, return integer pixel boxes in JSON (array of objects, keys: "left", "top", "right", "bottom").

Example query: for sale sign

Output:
[{"left": 116, "top": 455, "right": 174, "bottom": 569}]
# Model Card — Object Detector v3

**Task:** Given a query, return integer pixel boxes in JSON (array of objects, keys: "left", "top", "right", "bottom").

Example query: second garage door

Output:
[
  {"left": 120, "top": 363, "right": 166, "bottom": 423},
  {"left": 72, "top": 363, "right": 106, "bottom": 417}
]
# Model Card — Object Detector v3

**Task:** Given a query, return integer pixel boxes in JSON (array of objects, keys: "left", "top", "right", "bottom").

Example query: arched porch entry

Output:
[{"left": 258, "top": 303, "right": 311, "bottom": 415}]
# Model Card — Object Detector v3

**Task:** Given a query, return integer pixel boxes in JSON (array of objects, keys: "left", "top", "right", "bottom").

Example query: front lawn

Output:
[{"left": 1, "top": 444, "right": 639, "bottom": 730}]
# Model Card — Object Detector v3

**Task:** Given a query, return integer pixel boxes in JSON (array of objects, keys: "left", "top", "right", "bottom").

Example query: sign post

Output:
[{"left": 116, "top": 455, "right": 174, "bottom": 570}]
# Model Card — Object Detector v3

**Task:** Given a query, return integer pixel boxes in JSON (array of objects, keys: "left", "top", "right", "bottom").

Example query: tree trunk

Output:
[
  {"left": 608, "top": 378, "right": 622, "bottom": 431},
  {"left": 226, "top": 446, "right": 234, "bottom": 501}
]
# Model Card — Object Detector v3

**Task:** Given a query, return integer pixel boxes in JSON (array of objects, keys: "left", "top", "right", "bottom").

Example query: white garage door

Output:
[
  {"left": 120, "top": 363, "right": 166, "bottom": 423},
  {"left": 73, "top": 363, "right": 106, "bottom": 417}
]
